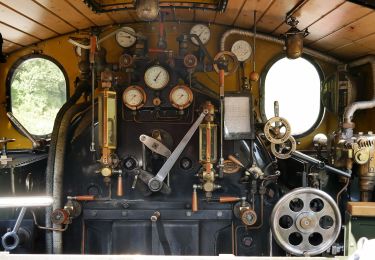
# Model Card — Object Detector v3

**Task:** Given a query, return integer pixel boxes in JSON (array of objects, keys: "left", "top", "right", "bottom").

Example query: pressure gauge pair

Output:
[{"left": 123, "top": 84, "right": 193, "bottom": 110}]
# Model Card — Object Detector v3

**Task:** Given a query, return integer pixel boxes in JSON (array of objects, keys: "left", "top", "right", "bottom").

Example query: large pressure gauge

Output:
[
  {"left": 190, "top": 24, "right": 211, "bottom": 45},
  {"left": 144, "top": 65, "right": 170, "bottom": 90},
  {"left": 115, "top": 27, "right": 136, "bottom": 48},
  {"left": 169, "top": 85, "right": 193, "bottom": 109},
  {"left": 122, "top": 85, "right": 147, "bottom": 110},
  {"left": 231, "top": 40, "right": 252, "bottom": 62}
]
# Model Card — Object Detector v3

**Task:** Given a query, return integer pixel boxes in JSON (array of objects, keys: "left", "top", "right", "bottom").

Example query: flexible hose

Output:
[
  {"left": 52, "top": 103, "right": 88, "bottom": 254},
  {"left": 45, "top": 80, "right": 89, "bottom": 253}
]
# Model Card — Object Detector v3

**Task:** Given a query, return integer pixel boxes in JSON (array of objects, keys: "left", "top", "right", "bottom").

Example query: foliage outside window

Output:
[
  {"left": 263, "top": 57, "right": 322, "bottom": 136},
  {"left": 9, "top": 57, "right": 67, "bottom": 136}
]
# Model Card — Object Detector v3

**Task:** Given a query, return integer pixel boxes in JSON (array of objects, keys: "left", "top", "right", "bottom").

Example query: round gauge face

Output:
[
  {"left": 231, "top": 40, "right": 252, "bottom": 62},
  {"left": 115, "top": 27, "right": 136, "bottom": 48},
  {"left": 169, "top": 85, "right": 193, "bottom": 109},
  {"left": 122, "top": 86, "right": 146, "bottom": 110},
  {"left": 190, "top": 24, "right": 211, "bottom": 45},
  {"left": 144, "top": 65, "right": 170, "bottom": 90}
]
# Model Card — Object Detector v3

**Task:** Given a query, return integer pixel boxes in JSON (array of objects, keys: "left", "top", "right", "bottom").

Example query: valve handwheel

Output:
[
  {"left": 213, "top": 51, "right": 239, "bottom": 76},
  {"left": 271, "top": 187, "right": 341, "bottom": 256},
  {"left": 264, "top": 116, "right": 291, "bottom": 144},
  {"left": 271, "top": 136, "right": 296, "bottom": 159}
]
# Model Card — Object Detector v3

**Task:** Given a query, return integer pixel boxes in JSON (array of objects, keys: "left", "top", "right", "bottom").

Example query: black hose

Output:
[{"left": 45, "top": 79, "right": 89, "bottom": 253}]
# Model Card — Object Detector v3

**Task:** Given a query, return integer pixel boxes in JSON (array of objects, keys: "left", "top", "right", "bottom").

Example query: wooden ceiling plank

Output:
[
  {"left": 0, "top": 3, "right": 57, "bottom": 40},
  {"left": 272, "top": 0, "right": 345, "bottom": 36},
  {"left": 0, "top": 22, "right": 39, "bottom": 46},
  {"left": 330, "top": 43, "right": 373, "bottom": 60},
  {"left": 214, "top": 0, "right": 245, "bottom": 25},
  {"left": 256, "top": 0, "right": 301, "bottom": 33},
  {"left": 310, "top": 12, "right": 375, "bottom": 51},
  {"left": 3, "top": 38, "right": 24, "bottom": 47},
  {"left": 33, "top": 0, "right": 95, "bottom": 30},
  {"left": 305, "top": 1, "right": 372, "bottom": 44},
  {"left": 2, "top": 39, "right": 22, "bottom": 53},
  {"left": 106, "top": 10, "right": 136, "bottom": 24},
  {"left": 1, "top": 0, "right": 74, "bottom": 34},
  {"left": 234, "top": 0, "right": 274, "bottom": 29},
  {"left": 65, "top": 0, "right": 115, "bottom": 26}
]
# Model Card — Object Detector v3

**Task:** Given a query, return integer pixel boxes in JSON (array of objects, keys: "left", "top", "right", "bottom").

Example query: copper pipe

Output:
[
  {"left": 117, "top": 175, "right": 123, "bottom": 197},
  {"left": 228, "top": 155, "right": 244, "bottom": 168},
  {"left": 68, "top": 195, "right": 95, "bottom": 201},
  {"left": 336, "top": 178, "right": 349, "bottom": 204},
  {"left": 219, "top": 196, "right": 241, "bottom": 203}
]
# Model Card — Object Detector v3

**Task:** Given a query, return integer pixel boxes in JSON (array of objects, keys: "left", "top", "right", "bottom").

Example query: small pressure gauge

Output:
[
  {"left": 190, "top": 24, "right": 211, "bottom": 45},
  {"left": 231, "top": 40, "right": 252, "bottom": 62},
  {"left": 115, "top": 27, "right": 137, "bottom": 48},
  {"left": 144, "top": 65, "right": 170, "bottom": 90},
  {"left": 122, "top": 86, "right": 147, "bottom": 110},
  {"left": 169, "top": 85, "right": 194, "bottom": 110}
]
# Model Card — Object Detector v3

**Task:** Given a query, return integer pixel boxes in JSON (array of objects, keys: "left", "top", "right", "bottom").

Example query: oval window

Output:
[
  {"left": 8, "top": 56, "right": 68, "bottom": 136},
  {"left": 262, "top": 57, "right": 322, "bottom": 136}
]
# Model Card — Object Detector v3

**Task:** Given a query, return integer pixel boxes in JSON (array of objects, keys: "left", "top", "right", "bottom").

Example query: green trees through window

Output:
[{"left": 10, "top": 57, "right": 67, "bottom": 136}]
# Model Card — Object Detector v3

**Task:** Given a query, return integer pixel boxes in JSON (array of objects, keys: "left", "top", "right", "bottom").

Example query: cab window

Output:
[
  {"left": 261, "top": 56, "right": 322, "bottom": 136},
  {"left": 7, "top": 55, "right": 68, "bottom": 136}
]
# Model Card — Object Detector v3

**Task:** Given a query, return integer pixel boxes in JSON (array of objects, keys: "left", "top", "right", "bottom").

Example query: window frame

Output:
[
  {"left": 259, "top": 53, "right": 325, "bottom": 138},
  {"left": 6, "top": 54, "right": 69, "bottom": 138}
]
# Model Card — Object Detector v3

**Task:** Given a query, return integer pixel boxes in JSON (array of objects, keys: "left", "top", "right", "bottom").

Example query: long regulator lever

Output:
[{"left": 147, "top": 110, "right": 208, "bottom": 192}]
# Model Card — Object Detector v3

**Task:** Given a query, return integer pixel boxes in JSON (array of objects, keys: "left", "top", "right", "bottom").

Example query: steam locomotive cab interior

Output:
[{"left": 1, "top": 0, "right": 375, "bottom": 258}]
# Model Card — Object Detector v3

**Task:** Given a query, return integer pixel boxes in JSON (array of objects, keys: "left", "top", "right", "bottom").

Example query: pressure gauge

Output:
[
  {"left": 144, "top": 65, "right": 169, "bottom": 90},
  {"left": 190, "top": 24, "right": 211, "bottom": 45},
  {"left": 115, "top": 27, "right": 136, "bottom": 48},
  {"left": 169, "top": 85, "right": 193, "bottom": 110},
  {"left": 231, "top": 40, "right": 252, "bottom": 62},
  {"left": 122, "top": 85, "right": 147, "bottom": 110}
]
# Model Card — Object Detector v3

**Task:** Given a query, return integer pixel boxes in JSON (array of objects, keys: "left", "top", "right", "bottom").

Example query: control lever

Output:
[
  {"left": 1, "top": 207, "right": 26, "bottom": 251},
  {"left": 291, "top": 151, "right": 351, "bottom": 178},
  {"left": 6, "top": 112, "right": 45, "bottom": 149},
  {"left": 139, "top": 135, "right": 171, "bottom": 158},
  {"left": 145, "top": 110, "right": 208, "bottom": 192}
]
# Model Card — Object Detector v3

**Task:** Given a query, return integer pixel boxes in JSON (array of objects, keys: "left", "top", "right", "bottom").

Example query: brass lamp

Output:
[
  {"left": 281, "top": 17, "right": 309, "bottom": 59},
  {"left": 136, "top": 0, "right": 159, "bottom": 21}
]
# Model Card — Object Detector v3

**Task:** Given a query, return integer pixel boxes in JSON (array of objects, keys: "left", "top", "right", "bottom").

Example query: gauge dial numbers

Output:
[
  {"left": 115, "top": 27, "right": 137, "bottom": 48},
  {"left": 169, "top": 85, "right": 194, "bottom": 110},
  {"left": 122, "top": 86, "right": 147, "bottom": 110},
  {"left": 144, "top": 65, "right": 170, "bottom": 90},
  {"left": 231, "top": 40, "right": 252, "bottom": 62},
  {"left": 190, "top": 24, "right": 211, "bottom": 45}
]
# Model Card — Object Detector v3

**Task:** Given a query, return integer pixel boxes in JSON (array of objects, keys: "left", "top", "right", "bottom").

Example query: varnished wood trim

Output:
[
  {"left": 31, "top": 0, "right": 79, "bottom": 30},
  {"left": 0, "top": 21, "right": 41, "bottom": 41},
  {"left": 0, "top": 2, "right": 61, "bottom": 36},
  {"left": 307, "top": 10, "right": 374, "bottom": 46}
]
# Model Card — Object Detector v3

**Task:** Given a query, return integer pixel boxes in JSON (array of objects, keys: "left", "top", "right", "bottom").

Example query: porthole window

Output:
[
  {"left": 262, "top": 56, "right": 323, "bottom": 136},
  {"left": 7, "top": 55, "right": 68, "bottom": 136}
]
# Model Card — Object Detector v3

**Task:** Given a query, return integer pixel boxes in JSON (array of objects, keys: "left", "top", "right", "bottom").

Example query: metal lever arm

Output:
[
  {"left": 1, "top": 207, "right": 26, "bottom": 251},
  {"left": 7, "top": 112, "right": 41, "bottom": 149},
  {"left": 291, "top": 151, "right": 351, "bottom": 178},
  {"left": 148, "top": 110, "right": 208, "bottom": 192},
  {"left": 139, "top": 135, "right": 171, "bottom": 158}
]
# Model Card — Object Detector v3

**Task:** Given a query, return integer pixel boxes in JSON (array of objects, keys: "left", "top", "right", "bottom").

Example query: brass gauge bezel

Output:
[
  {"left": 144, "top": 65, "right": 170, "bottom": 90},
  {"left": 169, "top": 85, "right": 194, "bottom": 110},
  {"left": 122, "top": 85, "right": 147, "bottom": 110}
]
